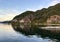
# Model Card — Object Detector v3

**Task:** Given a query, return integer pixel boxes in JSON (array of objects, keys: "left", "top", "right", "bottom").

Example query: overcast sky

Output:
[{"left": 0, "top": 0, "right": 60, "bottom": 21}]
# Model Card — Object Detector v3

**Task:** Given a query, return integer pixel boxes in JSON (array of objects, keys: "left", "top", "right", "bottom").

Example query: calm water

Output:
[{"left": 0, "top": 24, "right": 59, "bottom": 42}]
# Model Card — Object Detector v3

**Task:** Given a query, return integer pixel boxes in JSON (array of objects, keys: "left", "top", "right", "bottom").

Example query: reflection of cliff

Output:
[{"left": 11, "top": 23, "right": 60, "bottom": 42}]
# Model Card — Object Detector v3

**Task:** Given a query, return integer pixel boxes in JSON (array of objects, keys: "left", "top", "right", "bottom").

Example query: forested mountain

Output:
[{"left": 12, "top": 3, "right": 60, "bottom": 24}]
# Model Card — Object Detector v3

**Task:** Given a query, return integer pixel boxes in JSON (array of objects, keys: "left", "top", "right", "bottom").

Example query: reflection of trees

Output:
[{"left": 11, "top": 23, "right": 60, "bottom": 42}]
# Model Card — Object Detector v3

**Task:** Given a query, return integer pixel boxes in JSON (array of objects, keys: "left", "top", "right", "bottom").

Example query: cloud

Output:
[
  {"left": 0, "top": 9, "right": 21, "bottom": 21},
  {"left": 0, "top": 14, "right": 15, "bottom": 21},
  {"left": 40, "top": 0, "right": 60, "bottom": 8},
  {"left": 0, "top": 0, "right": 60, "bottom": 21},
  {"left": 34, "top": 0, "right": 60, "bottom": 10},
  {"left": 48, "top": 0, "right": 60, "bottom": 7}
]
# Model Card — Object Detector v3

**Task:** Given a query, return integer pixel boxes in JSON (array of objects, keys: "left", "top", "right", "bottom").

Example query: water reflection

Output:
[
  {"left": 11, "top": 23, "right": 60, "bottom": 42},
  {"left": 0, "top": 24, "right": 53, "bottom": 42}
]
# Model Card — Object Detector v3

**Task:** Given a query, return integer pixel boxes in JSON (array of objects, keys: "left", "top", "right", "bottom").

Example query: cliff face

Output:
[
  {"left": 47, "top": 15, "right": 60, "bottom": 24},
  {"left": 12, "top": 11, "right": 35, "bottom": 23},
  {"left": 12, "top": 3, "right": 60, "bottom": 24}
]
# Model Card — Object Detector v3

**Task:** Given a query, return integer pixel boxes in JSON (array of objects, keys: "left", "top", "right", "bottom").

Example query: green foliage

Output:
[
  {"left": 13, "top": 11, "right": 34, "bottom": 20},
  {"left": 13, "top": 3, "right": 60, "bottom": 24}
]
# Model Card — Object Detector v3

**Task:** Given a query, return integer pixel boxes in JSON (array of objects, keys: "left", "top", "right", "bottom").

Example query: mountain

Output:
[
  {"left": 0, "top": 21, "right": 11, "bottom": 24},
  {"left": 12, "top": 3, "right": 60, "bottom": 25}
]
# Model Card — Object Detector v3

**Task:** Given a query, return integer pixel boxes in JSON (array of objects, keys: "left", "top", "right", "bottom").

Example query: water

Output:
[{"left": 0, "top": 24, "right": 59, "bottom": 42}]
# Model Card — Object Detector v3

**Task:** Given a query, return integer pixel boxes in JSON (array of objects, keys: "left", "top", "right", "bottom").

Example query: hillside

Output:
[{"left": 12, "top": 3, "right": 60, "bottom": 24}]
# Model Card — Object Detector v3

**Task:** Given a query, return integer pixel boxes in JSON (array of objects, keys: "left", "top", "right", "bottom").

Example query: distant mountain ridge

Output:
[{"left": 0, "top": 21, "right": 11, "bottom": 24}]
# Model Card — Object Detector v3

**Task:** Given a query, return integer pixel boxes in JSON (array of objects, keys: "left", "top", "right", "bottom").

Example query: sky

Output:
[{"left": 0, "top": 0, "right": 60, "bottom": 21}]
